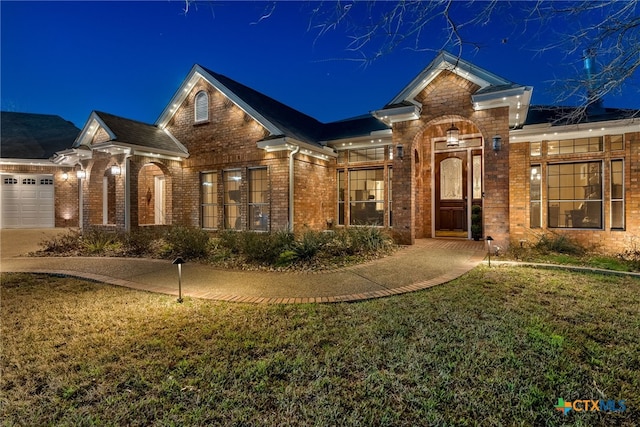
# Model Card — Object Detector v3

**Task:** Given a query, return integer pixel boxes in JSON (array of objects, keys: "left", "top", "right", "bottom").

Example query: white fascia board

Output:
[
  {"left": 92, "top": 141, "right": 188, "bottom": 159},
  {"left": 156, "top": 65, "right": 283, "bottom": 137},
  {"left": 326, "top": 132, "right": 393, "bottom": 150},
  {"left": 257, "top": 137, "right": 337, "bottom": 159},
  {"left": 388, "top": 52, "right": 510, "bottom": 106},
  {"left": 50, "top": 147, "right": 93, "bottom": 165},
  {"left": 73, "top": 112, "right": 116, "bottom": 148},
  {"left": 473, "top": 86, "right": 533, "bottom": 129},
  {"left": 321, "top": 128, "right": 393, "bottom": 147},
  {"left": 510, "top": 117, "right": 640, "bottom": 143},
  {"left": 0, "top": 158, "right": 68, "bottom": 167},
  {"left": 373, "top": 104, "right": 421, "bottom": 124},
  {"left": 471, "top": 86, "right": 528, "bottom": 106}
]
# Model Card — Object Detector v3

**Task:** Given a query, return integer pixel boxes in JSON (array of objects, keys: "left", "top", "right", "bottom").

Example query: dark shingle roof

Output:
[
  {"left": 200, "top": 67, "right": 391, "bottom": 144},
  {"left": 1, "top": 112, "right": 80, "bottom": 159},
  {"left": 201, "top": 66, "right": 325, "bottom": 145},
  {"left": 95, "top": 111, "right": 187, "bottom": 154},
  {"left": 524, "top": 106, "right": 639, "bottom": 126},
  {"left": 321, "top": 114, "right": 390, "bottom": 141}
]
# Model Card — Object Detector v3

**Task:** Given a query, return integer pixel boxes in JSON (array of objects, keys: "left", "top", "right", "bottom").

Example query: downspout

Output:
[
  {"left": 288, "top": 145, "right": 300, "bottom": 232},
  {"left": 124, "top": 153, "right": 133, "bottom": 232}
]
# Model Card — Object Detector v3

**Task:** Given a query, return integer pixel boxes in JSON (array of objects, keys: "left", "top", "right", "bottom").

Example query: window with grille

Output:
[
  {"left": 201, "top": 172, "right": 218, "bottom": 229},
  {"left": 194, "top": 91, "right": 209, "bottom": 123}
]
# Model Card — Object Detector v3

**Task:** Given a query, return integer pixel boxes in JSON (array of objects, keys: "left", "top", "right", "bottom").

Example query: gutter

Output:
[{"left": 288, "top": 145, "right": 300, "bottom": 232}]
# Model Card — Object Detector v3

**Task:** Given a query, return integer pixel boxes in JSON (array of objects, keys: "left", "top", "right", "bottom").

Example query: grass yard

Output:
[{"left": 1, "top": 268, "right": 639, "bottom": 426}]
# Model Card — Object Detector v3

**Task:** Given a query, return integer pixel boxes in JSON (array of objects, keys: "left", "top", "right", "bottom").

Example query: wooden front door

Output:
[{"left": 435, "top": 151, "right": 468, "bottom": 235}]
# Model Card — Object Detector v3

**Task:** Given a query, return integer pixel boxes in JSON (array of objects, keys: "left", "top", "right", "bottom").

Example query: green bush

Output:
[
  {"left": 164, "top": 226, "right": 211, "bottom": 260},
  {"left": 293, "top": 229, "right": 328, "bottom": 260},
  {"left": 81, "top": 228, "right": 121, "bottom": 255}
]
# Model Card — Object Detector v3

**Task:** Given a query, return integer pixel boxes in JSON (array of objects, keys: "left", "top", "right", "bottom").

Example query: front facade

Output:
[{"left": 45, "top": 52, "right": 638, "bottom": 253}]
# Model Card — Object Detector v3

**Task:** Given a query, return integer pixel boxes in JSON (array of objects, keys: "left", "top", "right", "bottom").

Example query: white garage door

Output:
[{"left": 1, "top": 174, "right": 55, "bottom": 228}]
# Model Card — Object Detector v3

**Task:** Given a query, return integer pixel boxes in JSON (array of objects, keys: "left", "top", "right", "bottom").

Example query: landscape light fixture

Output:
[
  {"left": 172, "top": 257, "right": 186, "bottom": 303},
  {"left": 446, "top": 123, "right": 460, "bottom": 147},
  {"left": 110, "top": 165, "right": 121, "bottom": 176},
  {"left": 492, "top": 135, "right": 502, "bottom": 151},
  {"left": 486, "top": 236, "right": 494, "bottom": 267}
]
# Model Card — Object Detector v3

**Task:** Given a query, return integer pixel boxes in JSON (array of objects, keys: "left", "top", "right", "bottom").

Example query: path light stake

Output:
[
  {"left": 172, "top": 257, "right": 185, "bottom": 303},
  {"left": 486, "top": 236, "right": 493, "bottom": 267}
]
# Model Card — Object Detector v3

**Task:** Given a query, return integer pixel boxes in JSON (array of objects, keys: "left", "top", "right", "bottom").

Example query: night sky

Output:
[{"left": 2, "top": 1, "right": 637, "bottom": 129}]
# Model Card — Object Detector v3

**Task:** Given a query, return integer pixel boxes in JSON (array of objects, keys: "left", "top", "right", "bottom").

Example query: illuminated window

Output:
[
  {"left": 548, "top": 162, "right": 602, "bottom": 229},
  {"left": 349, "top": 169, "right": 384, "bottom": 225},
  {"left": 248, "top": 168, "right": 268, "bottom": 231},
  {"left": 195, "top": 91, "right": 209, "bottom": 123},
  {"left": 337, "top": 170, "right": 345, "bottom": 225},
  {"left": 530, "top": 142, "right": 541, "bottom": 157},
  {"left": 530, "top": 165, "right": 541, "bottom": 228},
  {"left": 348, "top": 148, "right": 385, "bottom": 163},
  {"left": 201, "top": 172, "right": 218, "bottom": 229},
  {"left": 611, "top": 135, "right": 624, "bottom": 151},
  {"left": 223, "top": 170, "right": 242, "bottom": 230},
  {"left": 611, "top": 160, "right": 624, "bottom": 229},
  {"left": 388, "top": 168, "right": 393, "bottom": 227},
  {"left": 547, "top": 137, "right": 602, "bottom": 155}
]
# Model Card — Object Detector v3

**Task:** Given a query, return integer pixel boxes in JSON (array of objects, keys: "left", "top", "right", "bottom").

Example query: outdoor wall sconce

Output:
[
  {"left": 396, "top": 144, "right": 404, "bottom": 160},
  {"left": 110, "top": 165, "right": 121, "bottom": 176},
  {"left": 76, "top": 170, "right": 86, "bottom": 179},
  {"left": 492, "top": 135, "right": 502, "bottom": 151},
  {"left": 62, "top": 172, "right": 69, "bottom": 181},
  {"left": 446, "top": 123, "right": 460, "bottom": 147}
]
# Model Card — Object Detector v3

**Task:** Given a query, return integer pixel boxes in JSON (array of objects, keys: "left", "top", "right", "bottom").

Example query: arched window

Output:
[{"left": 194, "top": 91, "right": 208, "bottom": 123}]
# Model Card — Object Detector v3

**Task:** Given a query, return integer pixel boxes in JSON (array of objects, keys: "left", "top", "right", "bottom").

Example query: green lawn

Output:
[{"left": 2, "top": 268, "right": 638, "bottom": 426}]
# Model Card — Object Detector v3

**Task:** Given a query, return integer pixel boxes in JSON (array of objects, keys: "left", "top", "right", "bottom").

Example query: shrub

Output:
[
  {"left": 293, "top": 229, "right": 328, "bottom": 260},
  {"left": 164, "top": 226, "right": 211, "bottom": 260},
  {"left": 81, "top": 228, "right": 121, "bottom": 255},
  {"left": 38, "top": 229, "right": 83, "bottom": 254},
  {"left": 123, "top": 227, "right": 164, "bottom": 257},
  {"left": 534, "top": 233, "right": 584, "bottom": 256}
]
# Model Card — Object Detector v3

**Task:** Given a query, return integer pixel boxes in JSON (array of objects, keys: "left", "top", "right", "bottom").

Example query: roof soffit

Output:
[
  {"left": 73, "top": 112, "right": 116, "bottom": 148},
  {"left": 155, "top": 65, "right": 282, "bottom": 136}
]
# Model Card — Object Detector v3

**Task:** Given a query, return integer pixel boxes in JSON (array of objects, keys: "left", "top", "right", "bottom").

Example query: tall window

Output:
[
  {"left": 530, "top": 165, "right": 541, "bottom": 228},
  {"left": 248, "top": 168, "right": 268, "bottom": 231},
  {"left": 548, "top": 162, "right": 602, "bottom": 229},
  {"left": 388, "top": 168, "right": 393, "bottom": 227},
  {"left": 611, "top": 160, "right": 624, "bottom": 229},
  {"left": 224, "top": 170, "right": 242, "bottom": 230},
  {"left": 195, "top": 91, "right": 209, "bottom": 123},
  {"left": 201, "top": 172, "right": 218, "bottom": 229},
  {"left": 349, "top": 169, "right": 384, "bottom": 225},
  {"left": 337, "top": 170, "right": 345, "bottom": 225}
]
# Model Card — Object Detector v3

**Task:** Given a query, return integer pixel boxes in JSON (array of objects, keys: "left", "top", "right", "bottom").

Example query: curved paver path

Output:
[{"left": 1, "top": 229, "right": 486, "bottom": 303}]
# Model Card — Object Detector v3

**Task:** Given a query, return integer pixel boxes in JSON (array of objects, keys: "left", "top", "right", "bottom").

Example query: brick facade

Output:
[
  {"left": 509, "top": 131, "right": 640, "bottom": 253},
  {"left": 51, "top": 56, "right": 636, "bottom": 257}
]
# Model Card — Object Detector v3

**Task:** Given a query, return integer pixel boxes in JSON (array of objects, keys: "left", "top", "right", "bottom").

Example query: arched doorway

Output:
[
  {"left": 138, "top": 163, "right": 167, "bottom": 225},
  {"left": 432, "top": 121, "right": 483, "bottom": 238}
]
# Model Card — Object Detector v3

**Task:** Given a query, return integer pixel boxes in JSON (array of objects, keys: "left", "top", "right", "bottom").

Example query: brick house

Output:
[
  {"left": 0, "top": 112, "right": 80, "bottom": 228},
  {"left": 50, "top": 52, "right": 639, "bottom": 253}
]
